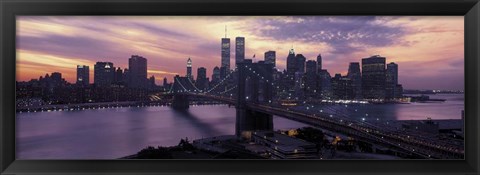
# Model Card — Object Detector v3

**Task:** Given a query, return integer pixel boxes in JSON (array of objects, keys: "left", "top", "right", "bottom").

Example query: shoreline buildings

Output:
[
  {"left": 76, "top": 65, "right": 89, "bottom": 86},
  {"left": 361, "top": 55, "right": 387, "bottom": 100},
  {"left": 128, "top": 55, "right": 148, "bottom": 89},
  {"left": 94, "top": 62, "right": 115, "bottom": 87},
  {"left": 20, "top": 34, "right": 410, "bottom": 105}
]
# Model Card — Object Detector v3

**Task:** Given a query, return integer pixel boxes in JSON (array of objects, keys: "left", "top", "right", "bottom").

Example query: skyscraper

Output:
[
  {"left": 220, "top": 66, "right": 228, "bottom": 79},
  {"left": 76, "top": 65, "right": 89, "bottom": 86},
  {"left": 264, "top": 51, "right": 276, "bottom": 67},
  {"left": 332, "top": 74, "right": 353, "bottom": 100},
  {"left": 163, "top": 77, "right": 168, "bottom": 87},
  {"left": 362, "top": 55, "right": 386, "bottom": 100},
  {"left": 212, "top": 66, "right": 220, "bottom": 83},
  {"left": 128, "top": 55, "right": 148, "bottom": 89},
  {"left": 149, "top": 75, "right": 156, "bottom": 89},
  {"left": 50, "top": 72, "right": 63, "bottom": 88},
  {"left": 221, "top": 36, "right": 231, "bottom": 72},
  {"left": 186, "top": 57, "right": 193, "bottom": 79},
  {"left": 235, "top": 37, "right": 245, "bottom": 65},
  {"left": 386, "top": 62, "right": 399, "bottom": 99},
  {"left": 295, "top": 54, "right": 306, "bottom": 73},
  {"left": 114, "top": 67, "right": 123, "bottom": 84},
  {"left": 286, "top": 48, "right": 296, "bottom": 75},
  {"left": 305, "top": 60, "right": 318, "bottom": 98},
  {"left": 94, "top": 62, "right": 115, "bottom": 87},
  {"left": 347, "top": 62, "right": 362, "bottom": 99},
  {"left": 123, "top": 68, "right": 129, "bottom": 85},
  {"left": 163, "top": 77, "right": 170, "bottom": 91},
  {"left": 395, "top": 84, "right": 404, "bottom": 98},
  {"left": 294, "top": 71, "right": 305, "bottom": 100},
  {"left": 306, "top": 60, "right": 317, "bottom": 75},
  {"left": 197, "top": 67, "right": 207, "bottom": 81},
  {"left": 196, "top": 67, "right": 208, "bottom": 91},
  {"left": 318, "top": 70, "right": 332, "bottom": 100},
  {"left": 317, "top": 54, "right": 322, "bottom": 73}
]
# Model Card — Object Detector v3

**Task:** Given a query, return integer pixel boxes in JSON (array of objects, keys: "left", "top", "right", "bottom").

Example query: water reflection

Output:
[{"left": 16, "top": 94, "right": 463, "bottom": 159}]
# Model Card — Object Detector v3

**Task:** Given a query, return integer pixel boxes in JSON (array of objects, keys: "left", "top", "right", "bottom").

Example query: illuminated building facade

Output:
[
  {"left": 235, "top": 37, "right": 245, "bottom": 65},
  {"left": 76, "top": 65, "right": 89, "bottom": 86},
  {"left": 221, "top": 38, "right": 230, "bottom": 74},
  {"left": 128, "top": 55, "right": 148, "bottom": 89},
  {"left": 362, "top": 55, "right": 386, "bottom": 100},
  {"left": 94, "top": 62, "right": 115, "bottom": 87},
  {"left": 264, "top": 51, "right": 276, "bottom": 67},
  {"left": 347, "top": 62, "right": 362, "bottom": 99},
  {"left": 186, "top": 57, "right": 193, "bottom": 79},
  {"left": 386, "top": 62, "right": 399, "bottom": 99}
]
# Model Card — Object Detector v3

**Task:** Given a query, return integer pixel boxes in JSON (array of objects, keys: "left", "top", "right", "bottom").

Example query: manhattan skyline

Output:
[{"left": 16, "top": 16, "right": 464, "bottom": 90}]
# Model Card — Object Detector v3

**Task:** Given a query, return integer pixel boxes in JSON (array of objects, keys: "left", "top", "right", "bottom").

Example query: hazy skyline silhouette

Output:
[{"left": 16, "top": 16, "right": 464, "bottom": 90}]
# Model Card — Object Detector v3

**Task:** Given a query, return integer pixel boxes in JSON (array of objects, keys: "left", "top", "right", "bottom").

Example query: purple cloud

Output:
[{"left": 246, "top": 16, "right": 407, "bottom": 55}]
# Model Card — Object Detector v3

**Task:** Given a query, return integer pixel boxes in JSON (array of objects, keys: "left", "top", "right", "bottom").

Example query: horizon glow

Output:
[{"left": 16, "top": 16, "right": 464, "bottom": 91}]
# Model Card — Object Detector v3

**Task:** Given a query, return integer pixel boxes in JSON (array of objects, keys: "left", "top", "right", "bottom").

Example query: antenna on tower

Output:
[{"left": 225, "top": 25, "right": 227, "bottom": 38}]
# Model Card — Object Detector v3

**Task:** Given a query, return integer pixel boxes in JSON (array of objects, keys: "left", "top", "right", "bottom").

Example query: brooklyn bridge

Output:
[{"left": 165, "top": 59, "right": 464, "bottom": 159}]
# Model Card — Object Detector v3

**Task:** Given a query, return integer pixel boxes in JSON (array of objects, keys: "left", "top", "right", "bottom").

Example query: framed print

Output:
[{"left": 1, "top": 0, "right": 479, "bottom": 174}]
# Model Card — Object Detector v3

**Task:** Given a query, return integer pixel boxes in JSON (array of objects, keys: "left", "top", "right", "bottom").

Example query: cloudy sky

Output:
[{"left": 16, "top": 16, "right": 464, "bottom": 90}]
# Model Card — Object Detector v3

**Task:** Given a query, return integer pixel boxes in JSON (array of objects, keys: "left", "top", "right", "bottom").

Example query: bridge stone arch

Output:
[
  {"left": 172, "top": 75, "right": 191, "bottom": 110},
  {"left": 236, "top": 59, "right": 275, "bottom": 137}
]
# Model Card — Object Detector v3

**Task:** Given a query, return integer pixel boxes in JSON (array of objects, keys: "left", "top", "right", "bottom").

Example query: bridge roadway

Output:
[{"left": 187, "top": 93, "right": 464, "bottom": 159}]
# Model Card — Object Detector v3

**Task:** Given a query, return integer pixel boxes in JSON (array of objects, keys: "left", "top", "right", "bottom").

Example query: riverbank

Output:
[
  {"left": 16, "top": 100, "right": 229, "bottom": 113},
  {"left": 17, "top": 94, "right": 463, "bottom": 159}
]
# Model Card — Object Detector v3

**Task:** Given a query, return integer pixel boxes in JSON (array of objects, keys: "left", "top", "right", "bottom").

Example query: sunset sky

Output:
[{"left": 16, "top": 16, "right": 464, "bottom": 90}]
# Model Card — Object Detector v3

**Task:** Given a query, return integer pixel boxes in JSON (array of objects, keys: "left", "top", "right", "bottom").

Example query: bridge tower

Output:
[
  {"left": 236, "top": 59, "right": 274, "bottom": 138},
  {"left": 172, "top": 75, "right": 190, "bottom": 110}
]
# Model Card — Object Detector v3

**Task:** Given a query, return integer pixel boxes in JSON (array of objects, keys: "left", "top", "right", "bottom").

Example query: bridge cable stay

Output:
[
  {"left": 204, "top": 68, "right": 237, "bottom": 94},
  {"left": 219, "top": 85, "right": 238, "bottom": 95},
  {"left": 240, "top": 64, "right": 279, "bottom": 90},
  {"left": 174, "top": 77, "right": 189, "bottom": 92},
  {"left": 167, "top": 82, "right": 175, "bottom": 94},
  {"left": 321, "top": 105, "right": 357, "bottom": 120},
  {"left": 187, "top": 77, "right": 203, "bottom": 92},
  {"left": 203, "top": 64, "right": 274, "bottom": 100},
  {"left": 321, "top": 104, "right": 403, "bottom": 133},
  {"left": 316, "top": 105, "right": 351, "bottom": 120}
]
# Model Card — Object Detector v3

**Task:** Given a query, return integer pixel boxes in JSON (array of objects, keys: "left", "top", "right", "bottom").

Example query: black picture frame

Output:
[{"left": 1, "top": 0, "right": 479, "bottom": 174}]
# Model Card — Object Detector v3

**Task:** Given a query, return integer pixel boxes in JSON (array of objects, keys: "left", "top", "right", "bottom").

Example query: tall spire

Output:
[
  {"left": 225, "top": 25, "right": 227, "bottom": 38},
  {"left": 289, "top": 45, "right": 295, "bottom": 55},
  {"left": 187, "top": 57, "right": 192, "bottom": 67}
]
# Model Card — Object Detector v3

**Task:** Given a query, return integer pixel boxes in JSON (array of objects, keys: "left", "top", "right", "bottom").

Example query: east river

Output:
[{"left": 16, "top": 94, "right": 464, "bottom": 159}]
